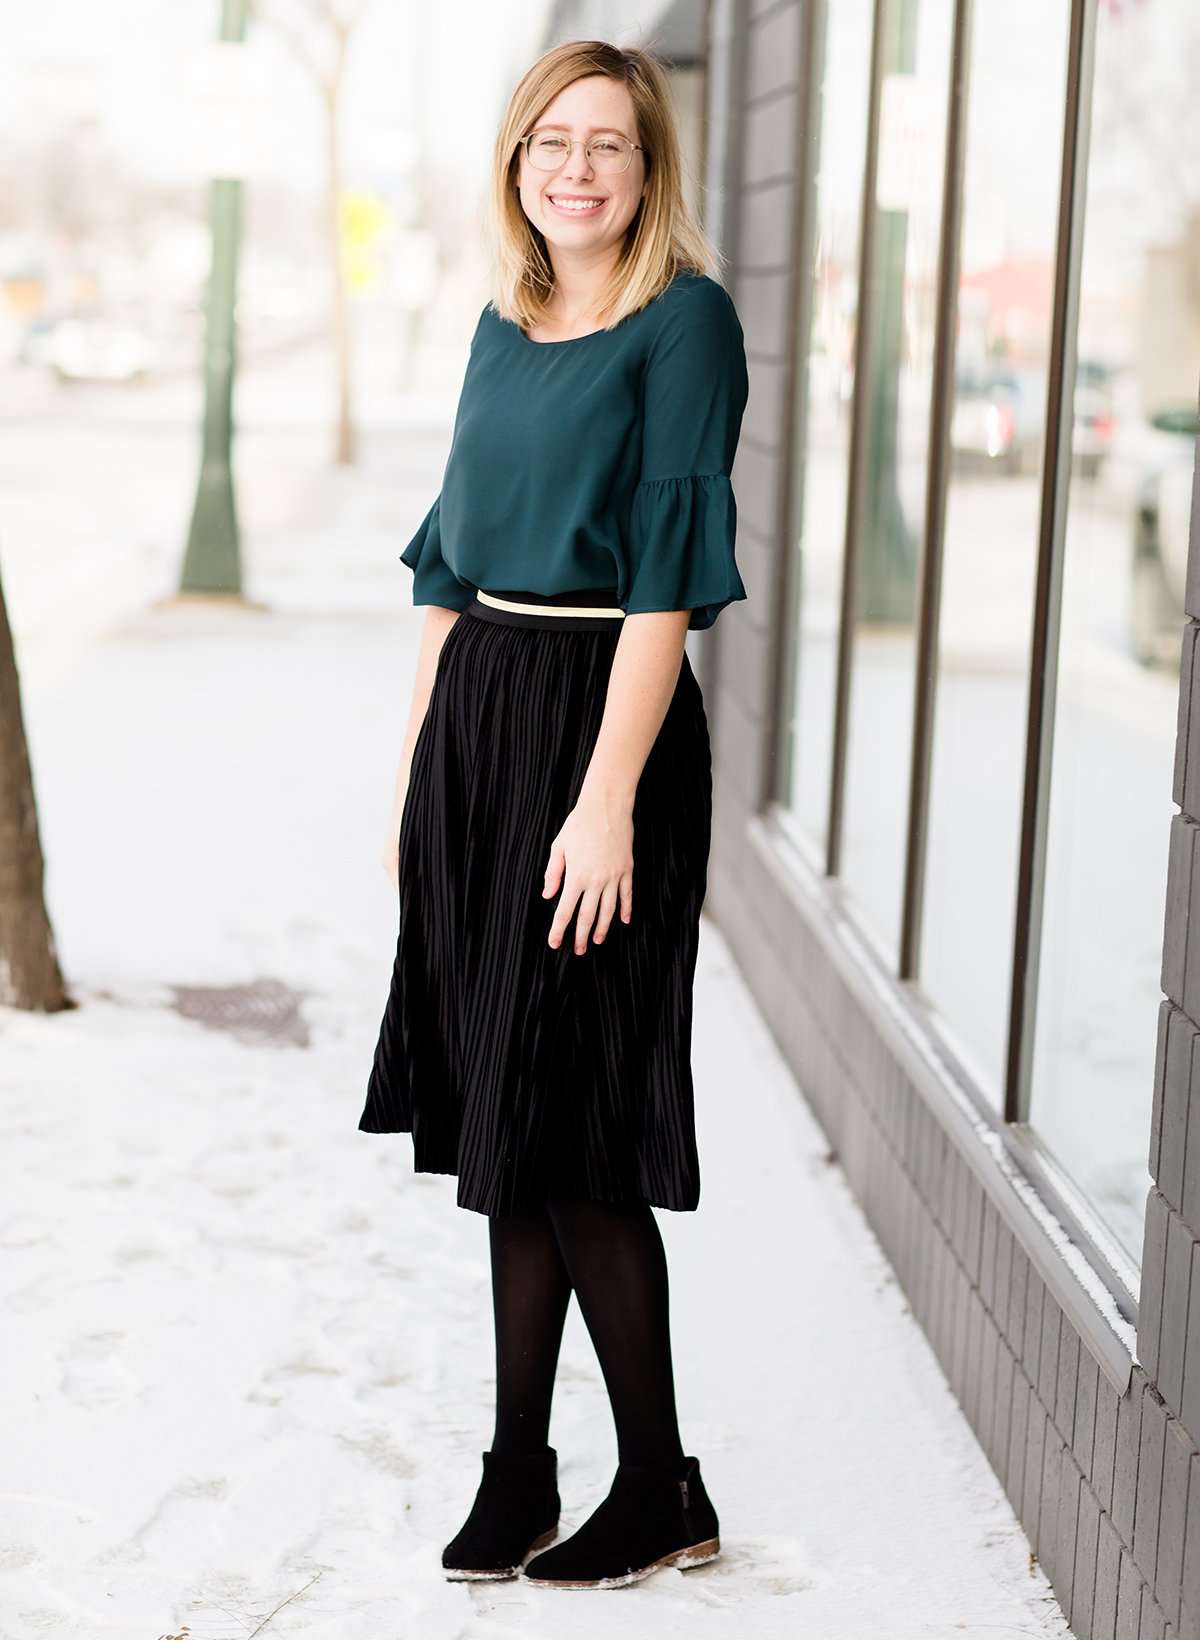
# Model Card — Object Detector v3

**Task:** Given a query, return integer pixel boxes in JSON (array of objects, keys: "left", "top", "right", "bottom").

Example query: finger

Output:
[
  {"left": 591, "top": 880, "right": 620, "bottom": 944},
  {"left": 619, "top": 871, "right": 633, "bottom": 923},
  {"left": 572, "top": 887, "right": 601, "bottom": 955},
  {"left": 548, "top": 878, "right": 582, "bottom": 949},
  {"left": 542, "top": 844, "right": 565, "bottom": 898}
]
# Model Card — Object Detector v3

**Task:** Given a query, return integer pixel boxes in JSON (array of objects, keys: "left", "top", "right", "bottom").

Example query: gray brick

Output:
[
  {"left": 1011, "top": 1247, "right": 1032, "bottom": 1366},
  {"left": 747, "top": 2, "right": 802, "bottom": 104},
  {"left": 1153, "top": 1001, "right": 1172, "bottom": 1185},
  {"left": 964, "top": 1287, "right": 986, "bottom": 1433},
  {"left": 980, "top": 1196, "right": 999, "bottom": 1314},
  {"left": 979, "top": 1303, "right": 1000, "bottom": 1458},
  {"left": 1134, "top": 1388, "right": 1170, "bottom": 1588},
  {"left": 1008, "top": 1369, "right": 1032, "bottom": 1519},
  {"left": 1077, "top": 1349, "right": 1101, "bottom": 1478},
  {"left": 1163, "top": 816, "right": 1198, "bottom": 1004},
  {"left": 994, "top": 1218, "right": 1014, "bottom": 1335},
  {"left": 1058, "top": 1449, "right": 1084, "bottom": 1622},
  {"left": 1142, "top": 1191, "right": 1172, "bottom": 1384},
  {"left": 1160, "top": 1212, "right": 1196, "bottom": 1418},
  {"left": 1024, "top": 1397, "right": 1049, "bottom": 1552},
  {"left": 1096, "top": 1375, "right": 1122, "bottom": 1512},
  {"left": 1096, "top": 1512, "right": 1124, "bottom": 1640},
  {"left": 744, "top": 92, "right": 799, "bottom": 191},
  {"left": 1024, "top": 1268, "right": 1046, "bottom": 1387},
  {"left": 1075, "top": 1481, "right": 1102, "bottom": 1638},
  {"left": 1040, "top": 1292, "right": 1063, "bottom": 1419},
  {"left": 1040, "top": 1435, "right": 1066, "bottom": 1589},
  {"left": 1139, "top": 1593, "right": 1167, "bottom": 1640},
  {"left": 1183, "top": 1455, "right": 1200, "bottom": 1630},
  {"left": 1059, "top": 1323, "right": 1083, "bottom": 1446},
  {"left": 1115, "top": 1379, "right": 1147, "bottom": 1541},
  {"left": 1182, "top": 1242, "right": 1200, "bottom": 1448},
  {"left": 1156, "top": 1418, "right": 1194, "bottom": 1628},
  {"left": 1119, "top": 1550, "right": 1145, "bottom": 1640},
  {"left": 993, "top": 1339, "right": 1016, "bottom": 1485},
  {"left": 1159, "top": 1009, "right": 1195, "bottom": 1212},
  {"left": 965, "top": 1168, "right": 985, "bottom": 1283},
  {"left": 1183, "top": 824, "right": 1200, "bottom": 1024},
  {"left": 1175, "top": 620, "right": 1200, "bottom": 809}
]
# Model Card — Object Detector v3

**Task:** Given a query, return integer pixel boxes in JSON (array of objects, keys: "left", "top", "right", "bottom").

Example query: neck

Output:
[{"left": 545, "top": 246, "right": 622, "bottom": 321}]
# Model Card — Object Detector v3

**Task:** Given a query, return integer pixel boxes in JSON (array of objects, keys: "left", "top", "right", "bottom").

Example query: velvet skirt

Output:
[{"left": 357, "top": 587, "right": 712, "bottom": 1217}]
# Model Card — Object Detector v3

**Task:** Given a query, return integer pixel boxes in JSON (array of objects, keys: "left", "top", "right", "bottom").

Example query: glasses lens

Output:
[
  {"left": 525, "top": 132, "right": 635, "bottom": 172},
  {"left": 588, "top": 135, "right": 632, "bottom": 173},
  {"left": 528, "top": 132, "right": 570, "bottom": 169}
]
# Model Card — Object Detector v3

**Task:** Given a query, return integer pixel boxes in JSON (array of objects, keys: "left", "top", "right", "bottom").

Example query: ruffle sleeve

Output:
[
  {"left": 622, "top": 278, "right": 750, "bottom": 632},
  {"left": 399, "top": 495, "right": 475, "bottom": 612}
]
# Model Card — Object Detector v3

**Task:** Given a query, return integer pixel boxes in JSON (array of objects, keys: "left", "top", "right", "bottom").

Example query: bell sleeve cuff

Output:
[
  {"left": 625, "top": 473, "right": 747, "bottom": 631},
  {"left": 399, "top": 496, "right": 475, "bottom": 612},
  {"left": 621, "top": 278, "right": 750, "bottom": 632}
]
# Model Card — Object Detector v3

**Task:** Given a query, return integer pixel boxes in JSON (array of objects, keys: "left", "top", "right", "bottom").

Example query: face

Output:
[{"left": 516, "top": 75, "right": 647, "bottom": 266}]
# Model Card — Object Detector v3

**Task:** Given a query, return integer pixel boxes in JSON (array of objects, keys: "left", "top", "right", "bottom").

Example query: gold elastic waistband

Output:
[{"left": 476, "top": 590, "right": 625, "bottom": 619}]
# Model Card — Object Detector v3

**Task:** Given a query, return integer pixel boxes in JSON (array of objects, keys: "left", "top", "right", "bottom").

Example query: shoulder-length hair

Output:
[{"left": 486, "top": 40, "right": 722, "bottom": 334}]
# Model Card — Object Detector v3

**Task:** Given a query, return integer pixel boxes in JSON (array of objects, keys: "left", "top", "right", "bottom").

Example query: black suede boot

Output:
[
  {"left": 520, "top": 1453, "right": 719, "bottom": 1589},
  {"left": 441, "top": 1445, "right": 561, "bottom": 1580}
]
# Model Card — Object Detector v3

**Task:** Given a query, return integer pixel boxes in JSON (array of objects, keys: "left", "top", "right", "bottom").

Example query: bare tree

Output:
[
  {"left": 0, "top": 558, "right": 70, "bottom": 1011},
  {"left": 255, "top": 0, "right": 370, "bottom": 465}
]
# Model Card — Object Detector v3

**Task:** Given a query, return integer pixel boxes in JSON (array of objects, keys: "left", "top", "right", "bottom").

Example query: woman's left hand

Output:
[{"left": 542, "top": 789, "right": 634, "bottom": 953}]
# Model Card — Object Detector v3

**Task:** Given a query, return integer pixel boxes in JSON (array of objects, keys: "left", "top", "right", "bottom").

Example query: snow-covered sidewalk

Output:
[{"left": 1, "top": 430, "right": 1068, "bottom": 1639}]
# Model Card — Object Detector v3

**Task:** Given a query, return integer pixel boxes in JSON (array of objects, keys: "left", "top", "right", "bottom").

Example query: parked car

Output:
[
  {"left": 1132, "top": 405, "right": 1198, "bottom": 667},
  {"left": 1072, "top": 357, "right": 1116, "bottom": 480},
  {"left": 45, "top": 316, "right": 156, "bottom": 384},
  {"left": 950, "top": 363, "right": 1045, "bottom": 475}
]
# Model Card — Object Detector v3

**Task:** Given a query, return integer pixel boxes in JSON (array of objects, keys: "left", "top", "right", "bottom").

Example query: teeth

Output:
[{"left": 550, "top": 197, "right": 604, "bottom": 211}]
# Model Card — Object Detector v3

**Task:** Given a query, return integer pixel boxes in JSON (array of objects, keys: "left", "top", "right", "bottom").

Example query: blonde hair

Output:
[{"left": 486, "top": 40, "right": 722, "bottom": 334}]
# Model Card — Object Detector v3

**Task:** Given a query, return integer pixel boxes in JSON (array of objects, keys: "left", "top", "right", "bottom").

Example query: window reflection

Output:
[
  {"left": 919, "top": 1, "right": 1070, "bottom": 1098},
  {"left": 841, "top": 2, "right": 953, "bottom": 960},
  {"left": 776, "top": 2, "right": 874, "bottom": 855},
  {"left": 1029, "top": 1, "right": 1199, "bottom": 1269}
]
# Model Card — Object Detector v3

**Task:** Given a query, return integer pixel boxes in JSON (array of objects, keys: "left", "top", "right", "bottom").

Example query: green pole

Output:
[{"left": 180, "top": 0, "right": 250, "bottom": 596}]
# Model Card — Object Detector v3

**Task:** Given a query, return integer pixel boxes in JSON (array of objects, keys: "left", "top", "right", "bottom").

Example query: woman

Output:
[{"left": 358, "top": 38, "right": 749, "bottom": 1591}]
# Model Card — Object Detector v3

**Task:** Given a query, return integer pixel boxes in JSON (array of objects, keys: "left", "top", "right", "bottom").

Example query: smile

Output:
[{"left": 547, "top": 195, "right": 606, "bottom": 215}]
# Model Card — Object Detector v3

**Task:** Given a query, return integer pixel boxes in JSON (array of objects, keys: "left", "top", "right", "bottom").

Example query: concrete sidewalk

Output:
[{"left": 0, "top": 430, "right": 1069, "bottom": 1638}]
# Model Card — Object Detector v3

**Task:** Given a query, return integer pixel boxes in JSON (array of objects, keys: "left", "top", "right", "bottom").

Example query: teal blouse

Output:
[{"left": 399, "top": 271, "right": 749, "bottom": 631}]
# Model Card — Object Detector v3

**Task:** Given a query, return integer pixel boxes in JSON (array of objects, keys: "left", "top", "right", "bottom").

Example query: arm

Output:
[{"left": 542, "top": 279, "right": 749, "bottom": 952}]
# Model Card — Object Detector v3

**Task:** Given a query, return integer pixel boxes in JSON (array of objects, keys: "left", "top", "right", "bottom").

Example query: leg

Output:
[
  {"left": 544, "top": 1194, "right": 686, "bottom": 1466},
  {"left": 488, "top": 1205, "right": 573, "bottom": 1456}
]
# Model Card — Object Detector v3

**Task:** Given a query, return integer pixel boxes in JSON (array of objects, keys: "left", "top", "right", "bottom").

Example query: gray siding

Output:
[{"left": 704, "top": 2, "right": 1200, "bottom": 1636}]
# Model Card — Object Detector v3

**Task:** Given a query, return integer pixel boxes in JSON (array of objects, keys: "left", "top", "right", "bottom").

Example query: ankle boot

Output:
[
  {"left": 441, "top": 1445, "right": 560, "bottom": 1580},
  {"left": 521, "top": 1452, "right": 719, "bottom": 1589}
]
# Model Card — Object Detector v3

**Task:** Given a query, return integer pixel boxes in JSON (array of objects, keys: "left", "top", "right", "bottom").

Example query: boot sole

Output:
[
  {"left": 521, "top": 1535, "right": 721, "bottom": 1589},
  {"left": 443, "top": 1524, "right": 560, "bottom": 1581}
]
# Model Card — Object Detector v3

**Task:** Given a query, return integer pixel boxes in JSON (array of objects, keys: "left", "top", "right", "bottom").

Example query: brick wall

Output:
[{"left": 704, "top": 2, "right": 1200, "bottom": 1634}]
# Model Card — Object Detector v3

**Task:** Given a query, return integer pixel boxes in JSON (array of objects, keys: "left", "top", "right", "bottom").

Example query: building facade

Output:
[{"left": 538, "top": 2, "right": 1200, "bottom": 1634}]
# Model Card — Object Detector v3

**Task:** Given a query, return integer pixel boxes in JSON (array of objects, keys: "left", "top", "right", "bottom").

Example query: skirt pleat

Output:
[{"left": 358, "top": 596, "right": 712, "bottom": 1216}]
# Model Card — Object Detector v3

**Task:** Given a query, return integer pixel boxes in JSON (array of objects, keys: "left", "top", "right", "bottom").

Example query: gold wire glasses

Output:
[{"left": 519, "top": 130, "right": 644, "bottom": 175}]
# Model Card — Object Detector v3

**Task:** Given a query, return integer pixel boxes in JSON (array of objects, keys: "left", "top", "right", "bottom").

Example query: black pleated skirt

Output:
[{"left": 358, "top": 587, "right": 712, "bottom": 1217}]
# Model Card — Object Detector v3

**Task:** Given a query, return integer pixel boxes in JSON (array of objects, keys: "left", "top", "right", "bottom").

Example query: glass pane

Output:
[
  {"left": 1029, "top": 1, "right": 1199, "bottom": 1271},
  {"left": 776, "top": 1, "right": 874, "bottom": 855},
  {"left": 841, "top": 1, "right": 954, "bottom": 961},
  {"left": 919, "top": 1, "right": 1071, "bottom": 1096}
]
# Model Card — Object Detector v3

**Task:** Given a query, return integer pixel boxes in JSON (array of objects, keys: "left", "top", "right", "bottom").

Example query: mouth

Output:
[{"left": 546, "top": 194, "right": 607, "bottom": 217}]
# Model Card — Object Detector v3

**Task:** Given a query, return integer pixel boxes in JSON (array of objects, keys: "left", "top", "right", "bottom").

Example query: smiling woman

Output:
[{"left": 358, "top": 38, "right": 748, "bottom": 1594}]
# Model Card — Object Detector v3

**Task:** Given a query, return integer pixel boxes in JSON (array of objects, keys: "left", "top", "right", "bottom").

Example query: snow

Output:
[{"left": 0, "top": 407, "right": 1070, "bottom": 1639}]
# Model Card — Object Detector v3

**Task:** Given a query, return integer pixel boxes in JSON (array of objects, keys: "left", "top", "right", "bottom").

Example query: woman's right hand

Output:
[{"left": 381, "top": 782, "right": 408, "bottom": 887}]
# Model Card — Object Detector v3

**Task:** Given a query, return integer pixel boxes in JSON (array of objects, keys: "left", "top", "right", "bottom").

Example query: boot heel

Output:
[
  {"left": 525, "top": 1524, "right": 559, "bottom": 1556},
  {"left": 669, "top": 1535, "right": 720, "bottom": 1569}
]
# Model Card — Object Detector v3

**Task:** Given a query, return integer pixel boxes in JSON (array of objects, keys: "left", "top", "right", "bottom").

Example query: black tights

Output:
[{"left": 487, "top": 1195, "right": 686, "bottom": 1467}]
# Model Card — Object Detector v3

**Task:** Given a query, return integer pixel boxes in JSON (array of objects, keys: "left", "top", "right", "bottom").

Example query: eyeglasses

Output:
[{"left": 519, "top": 129, "right": 644, "bottom": 175}]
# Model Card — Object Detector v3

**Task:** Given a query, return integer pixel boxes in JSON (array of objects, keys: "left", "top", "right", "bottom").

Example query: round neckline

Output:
[{"left": 517, "top": 322, "right": 609, "bottom": 348}]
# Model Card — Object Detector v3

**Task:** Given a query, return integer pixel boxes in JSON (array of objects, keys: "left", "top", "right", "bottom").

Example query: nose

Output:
[{"left": 557, "top": 139, "right": 595, "bottom": 184}]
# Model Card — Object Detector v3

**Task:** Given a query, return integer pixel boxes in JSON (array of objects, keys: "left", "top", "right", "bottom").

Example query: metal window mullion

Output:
[
  {"left": 826, "top": 0, "right": 889, "bottom": 877},
  {"left": 1006, "top": 0, "right": 1098, "bottom": 1124},
  {"left": 899, "top": 0, "right": 974, "bottom": 981}
]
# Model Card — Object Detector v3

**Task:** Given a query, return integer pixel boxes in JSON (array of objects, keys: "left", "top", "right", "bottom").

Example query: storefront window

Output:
[
  {"left": 919, "top": 1, "right": 1070, "bottom": 1098},
  {"left": 776, "top": 2, "right": 874, "bottom": 855},
  {"left": 1027, "top": 1, "right": 1199, "bottom": 1271},
  {"left": 841, "top": 2, "right": 953, "bottom": 960}
]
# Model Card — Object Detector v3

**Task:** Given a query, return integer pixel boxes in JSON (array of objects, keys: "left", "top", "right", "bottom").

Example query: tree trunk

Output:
[
  {"left": 326, "top": 77, "right": 355, "bottom": 466},
  {"left": 0, "top": 559, "right": 70, "bottom": 1011}
]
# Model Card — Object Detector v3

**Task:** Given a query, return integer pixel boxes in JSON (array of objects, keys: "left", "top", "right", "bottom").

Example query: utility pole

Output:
[{"left": 180, "top": 0, "right": 250, "bottom": 596}]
